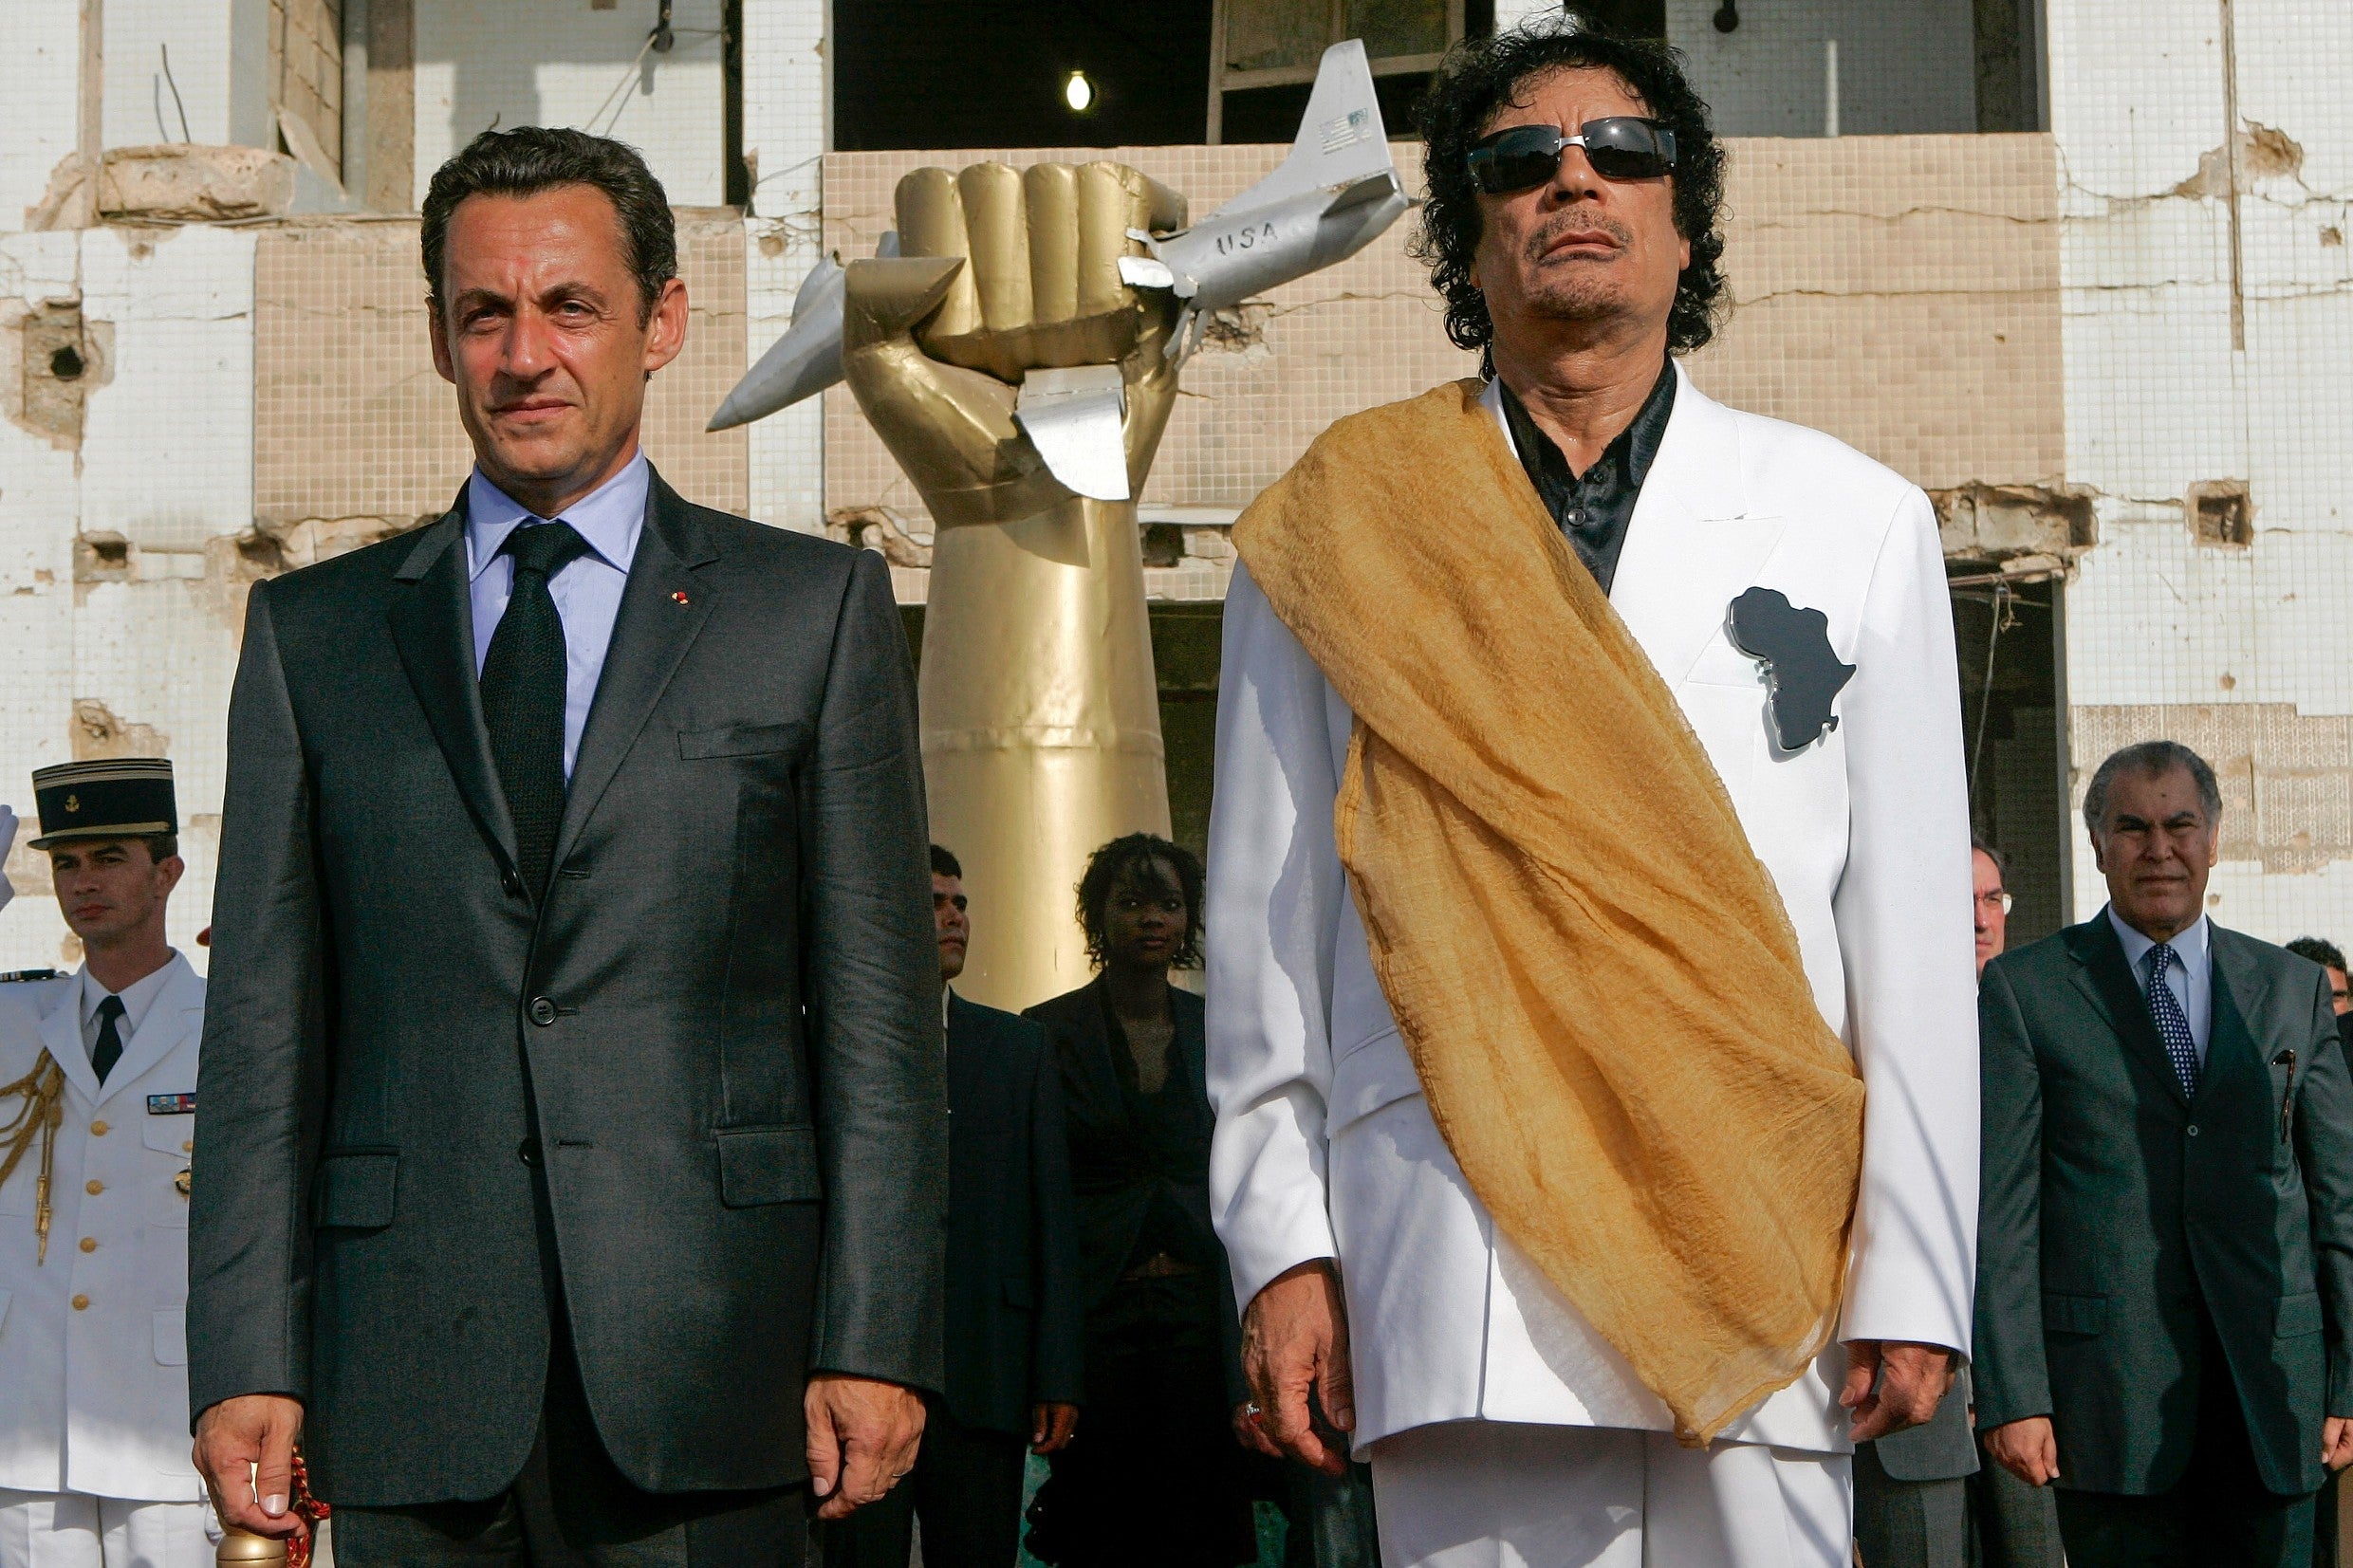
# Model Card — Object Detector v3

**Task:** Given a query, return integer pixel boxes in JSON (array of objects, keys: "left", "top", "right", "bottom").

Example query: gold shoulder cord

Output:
[{"left": 0, "top": 1050, "right": 65, "bottom": 1264}]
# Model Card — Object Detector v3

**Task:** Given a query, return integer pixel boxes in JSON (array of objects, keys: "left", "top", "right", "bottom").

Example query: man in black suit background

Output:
[
  {"left": 187, "top": 128, "right": 945, "bottom": 1565},
  {"left": 1974, "top": 740, "right": 2353, "bottom": 1566},
  {"left": 822, "top": 845, "right": 1084, "bottom": 1568}
]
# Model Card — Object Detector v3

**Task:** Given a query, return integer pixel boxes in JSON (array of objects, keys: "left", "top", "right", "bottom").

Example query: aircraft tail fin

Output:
[{"left": 1213, "top": 40, "right": 1394, "bottom": 217}]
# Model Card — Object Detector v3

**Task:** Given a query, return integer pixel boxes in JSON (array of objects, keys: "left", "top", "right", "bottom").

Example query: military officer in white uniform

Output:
[{"left": 0, "top": 759, "right": 213, "bottom": 1568}]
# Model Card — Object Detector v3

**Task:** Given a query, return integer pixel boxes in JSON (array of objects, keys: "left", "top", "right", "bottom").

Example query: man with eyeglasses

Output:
[{"left": 1205, "top": 18, "right": 1975, "bottom": 1568}]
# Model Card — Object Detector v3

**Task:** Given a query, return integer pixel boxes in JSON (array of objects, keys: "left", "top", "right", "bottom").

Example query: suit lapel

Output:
[
  {"left": 91, "top": 956, "right": 203, "bottom": 1107},
  {"left": 38, "top": 981, "right": 98, "bottom": 1106},
  {"left": 2066, "top": 916, "right": 2192, "bottom": 1109},
  {"left": 388, "top": 492, "right": 520, "bottom": 879},
  {"left": 551, "top": 473, "right": 719, "bottom": 873},
  {"left": 2200, "top": 927, "right": 2273, "bottom": 1109},
  {"left": 1603, "top": 369, "right": 1787, "bottom": 689}
]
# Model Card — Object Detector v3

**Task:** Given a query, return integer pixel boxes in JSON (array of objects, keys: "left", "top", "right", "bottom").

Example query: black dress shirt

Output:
[{"left": 1496, "top": 360, "right": 1677, "bottom": 595}]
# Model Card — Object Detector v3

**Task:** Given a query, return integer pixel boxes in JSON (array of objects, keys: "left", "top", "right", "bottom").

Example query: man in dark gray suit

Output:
[
  {"left": 1975, "top": 740, "right": 2353, "bottom": 1567},
  {"left": 186, "top": 127, "right": 945, "bottom": 1565}
]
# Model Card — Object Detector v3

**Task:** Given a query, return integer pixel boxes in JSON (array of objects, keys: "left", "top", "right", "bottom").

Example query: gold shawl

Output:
[{"left": 1232, "top": 379, "right": 1863, "bottom": 1444}]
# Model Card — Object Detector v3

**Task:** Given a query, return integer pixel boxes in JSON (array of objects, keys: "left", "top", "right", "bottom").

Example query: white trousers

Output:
[
  {"left": 0, "top": 1492, "right": 214, "bottom": 1568},
  {"left": 1370, "top": 1421, "right": 1853, "bottom": 1568}
]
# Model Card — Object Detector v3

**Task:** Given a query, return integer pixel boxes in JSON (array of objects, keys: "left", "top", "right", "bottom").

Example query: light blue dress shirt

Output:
[
  {"left": 465, "top": 452, "right": 647, "bottom": 779},
  {"left": 2106, "top": 903, "right": 2214, "bottom": 1063}
]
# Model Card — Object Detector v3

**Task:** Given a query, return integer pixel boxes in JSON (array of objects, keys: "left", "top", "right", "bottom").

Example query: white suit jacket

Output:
[
  {"left": 1204, "top": 368, "right": 1979, "bottom": 1456},
  {"left": 0, "top": 953, "right": 207, "bottom": 1499}
]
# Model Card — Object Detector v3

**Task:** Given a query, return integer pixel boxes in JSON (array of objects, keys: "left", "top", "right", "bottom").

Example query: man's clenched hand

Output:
[
  {"left": 193, "top": 1394, "right": 306, "bottom": 1541},
  {"left": 1841, "top": 1340, "right": 1956, "bottom": 1442},
  {"left": 805, "top": 1374, "right": 926, "bottom": 1521},
  {"left": 1241, "top": 1259, "right": 1355, "bottom": 1476},
  {"left": 1984, "top": 1415, "right": 2060, "bottom": 1486}
]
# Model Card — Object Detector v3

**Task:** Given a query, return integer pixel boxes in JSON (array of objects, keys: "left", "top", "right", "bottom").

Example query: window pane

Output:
[
  {"left": 1347, "top": 0, "right": 1448, "bottom": 60},
  {"left": 1226, "top": 0, "right": 1329, "bottom": 74}
]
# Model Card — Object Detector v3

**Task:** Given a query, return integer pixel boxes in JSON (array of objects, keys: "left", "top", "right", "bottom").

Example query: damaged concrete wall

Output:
[
  {"left": 0, "top": 225, "right": 247, "bottom": 967},
  {"left": 2052, "top": 0, "right": 2353, "bottom": 937}
]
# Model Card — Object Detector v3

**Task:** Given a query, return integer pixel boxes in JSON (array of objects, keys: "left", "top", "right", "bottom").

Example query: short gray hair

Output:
[{"left": 2081, "top": 740, "right": 2222, "bottom": 839}]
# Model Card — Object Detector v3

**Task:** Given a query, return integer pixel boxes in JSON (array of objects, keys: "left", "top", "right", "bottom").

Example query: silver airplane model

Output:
[{"left": 706, "top": 38, "right": 1411, "bottom": 436}]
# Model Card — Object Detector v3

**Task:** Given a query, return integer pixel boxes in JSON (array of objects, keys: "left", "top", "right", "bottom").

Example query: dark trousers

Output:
[
  {"left": 1027, "top": 1273, "right": 1256, "bottom": 1567},
  {"left": 1852, "top": 1441, "right": 1971, "bottom": 1568},
  {"left": 1970, "top": 1453, "right": 2064, "bottom": 1568},
  {"left": 2054, "top": 1319, "right": 2315, "bottom": 1568},
  {"left": 333, "top": 1098, "right": 808, "bottom": 1567},
  {"left": 328, "top": 1323, "right": 808, "bottom": 1565},
  {"left": 819, "top": 1402, "right": 1026, "bottom": 1568}
]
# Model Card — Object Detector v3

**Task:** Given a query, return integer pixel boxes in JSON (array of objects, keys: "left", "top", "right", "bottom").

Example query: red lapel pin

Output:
[{"left": 672, "top": 590, "right": 690, "bottom": 605}]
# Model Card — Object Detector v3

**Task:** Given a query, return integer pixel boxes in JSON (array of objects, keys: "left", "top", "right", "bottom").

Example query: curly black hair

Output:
[
  {"left": 1413, "top": 19, "right": 1729, "bottom": 365},
  {"left": 1076, "top": 832, "right": 1205, "bottom": 971}
]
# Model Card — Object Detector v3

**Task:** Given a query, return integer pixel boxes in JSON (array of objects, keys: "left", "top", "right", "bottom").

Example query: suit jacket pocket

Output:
[
  {"left": 2277, "top": 1290, "right": 2324, "bottom": 1338},
  {"left": 678, "top": 721, "right": 811, "bottom": 761},
  {"left": 717, "top": 1125, "right": 823, "bottom": 1208},
  {"left": 2043, "top": 1290, "right": 2107, "bottom": 1337},
  {"left": 311, "top": 1150, "right": 398, "bottom": 1229}
]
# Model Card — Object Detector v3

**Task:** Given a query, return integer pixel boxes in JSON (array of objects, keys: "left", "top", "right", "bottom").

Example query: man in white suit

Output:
[
  {"left": 1205, "top": 24, "right": 1978, "bottom": 1568},
  {"left": 0, "top": 759, "right": 213, "bottom": 1567}
]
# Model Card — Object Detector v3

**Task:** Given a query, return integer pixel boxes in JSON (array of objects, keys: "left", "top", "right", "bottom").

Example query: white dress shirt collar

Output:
[
  {"left": 463, "top": 450, "right": 648, "bottom": 584},
  {"left": 2105, "top": 904, "right": 2214, "bottom": 1056},
  {"left": 78, "top": 952, "right": 180, "bottom": 1054}
]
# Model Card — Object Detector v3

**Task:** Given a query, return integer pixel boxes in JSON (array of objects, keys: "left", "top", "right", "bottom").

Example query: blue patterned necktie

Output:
[{"left": 2146, "top": 942, "right": 2200, "bottom": 1097}]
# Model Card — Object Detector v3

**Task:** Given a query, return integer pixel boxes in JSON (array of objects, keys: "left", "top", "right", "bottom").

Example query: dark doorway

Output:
[
  {"left": 836, "top": 0, "right": 1216, "bottom": 151},
  {"left": 1951, "top": 574, "right": 2070, "bottom": 944}
]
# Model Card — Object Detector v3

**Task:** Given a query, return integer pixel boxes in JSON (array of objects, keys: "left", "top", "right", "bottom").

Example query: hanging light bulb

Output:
[{"left": 1065, "top": 70, "right": 1096, "bottom": 113}]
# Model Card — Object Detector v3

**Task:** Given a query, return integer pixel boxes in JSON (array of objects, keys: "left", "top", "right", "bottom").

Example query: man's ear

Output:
[
  {"left": 2088, "top": 833, "right": 2107, "bottom": 876},
  {"left": 156, "top": 855, "right": 186, "bottom": 898},
  {"left": 642, "top": 276, "right": 690, "bottom": 377},
  {"left": 429, "top": 304, "right": 456, "bottom": 386}
]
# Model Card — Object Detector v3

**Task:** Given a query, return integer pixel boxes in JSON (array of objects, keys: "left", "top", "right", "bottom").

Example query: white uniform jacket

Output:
[
  {"left": 0, "top": 954, "right": 207, "bottom": 1500},
  {"left": 1205, "top": 368, "right": 1979, "bottom": 1456}
]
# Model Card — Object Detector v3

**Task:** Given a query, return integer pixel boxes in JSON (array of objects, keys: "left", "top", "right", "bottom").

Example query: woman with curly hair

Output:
[{"left": 1021, "top": 833, "right": 1260, "bottom": 1567}]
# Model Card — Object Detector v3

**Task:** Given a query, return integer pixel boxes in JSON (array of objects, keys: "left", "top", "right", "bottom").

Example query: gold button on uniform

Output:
[
  {"left": 70, "top": 1295, "right": 88, "bottom": 1311},
  {"left": 78, "top": 1237, "right": 96, "bottom": 1253},
  {"left": 182, "top": 1140, "right": 193, "bottom": 1153},
  {"left": 90, "top": 1119, "right": 108, "bottom": 1135},
  {"left": 84, "top": 1179, "right": 102, "bottom": 1195}
]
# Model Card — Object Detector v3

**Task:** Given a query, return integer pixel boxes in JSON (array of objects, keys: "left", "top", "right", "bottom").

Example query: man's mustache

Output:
[{"left": 1523, "top": 214, "right": 1633, "bottom": 263}]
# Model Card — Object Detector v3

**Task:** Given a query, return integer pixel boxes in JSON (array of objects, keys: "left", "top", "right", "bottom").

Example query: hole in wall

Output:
[{"left": 2189, "top": 480, "right": 2253, "bottom": 547}]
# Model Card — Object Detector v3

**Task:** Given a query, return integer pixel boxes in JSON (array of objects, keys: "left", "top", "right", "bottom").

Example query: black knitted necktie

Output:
[
  {"left": 92, "top": 993, "right": 125, "bottom": 1083},
  {"left": 480, "top": 520, "right": 590, "bottom": 899}
]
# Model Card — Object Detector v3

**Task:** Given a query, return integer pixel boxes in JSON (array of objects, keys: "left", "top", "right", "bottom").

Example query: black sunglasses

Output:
[{"left": 1466, "top": 118, "right": 1678, "bottom": 194}]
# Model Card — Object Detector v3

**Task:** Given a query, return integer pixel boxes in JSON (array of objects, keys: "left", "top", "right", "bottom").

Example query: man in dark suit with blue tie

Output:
[
  {"left": 187, "top": 127, "right": 945, "bottom": 1565},
  {"left": 1974, "top": 740, "right": 2353, "bottom": 1567},
  {"left": 824, "top": 845, "right": 1084, "bottom": 1568}
]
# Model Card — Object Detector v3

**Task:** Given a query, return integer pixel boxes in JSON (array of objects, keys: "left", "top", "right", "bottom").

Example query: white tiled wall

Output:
[
  {"left": 742, "top": 0, "right": 828, "bottom": 534},
  {"left": 412, "top": 0, "right": 731, "bottom": 207},
  {"left": 2053, "top": 0, "right": 2353, "bottom": 943},
  {"left": 1665, "top": 0, "right": 1978, "bottom": 138},
  {"left": 0, "top": 3, "right": 83, "bottom": 229},
  {"left": 0, "top": 227, "right": 245, "bottom": 968}
]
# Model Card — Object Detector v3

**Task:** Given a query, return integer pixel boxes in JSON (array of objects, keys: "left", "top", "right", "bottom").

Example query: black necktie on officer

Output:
[
  {"left": 481, "top": 521, "right": 591, "bottom": 900},
  {"left": 93, "top": 992, "right": 125, "bottom": 1083}
]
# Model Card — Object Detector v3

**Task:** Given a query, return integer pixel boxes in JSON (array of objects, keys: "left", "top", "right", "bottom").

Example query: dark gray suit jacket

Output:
[
  {"left": 187, "top": 472, "right": 947, "bottom": 1505},
  {"left": 1974, "top": 914, "right": 2353, "bottom": 1497},
  {"left": 940, "top": 992, "right": 1084, "bottom": 1436}
]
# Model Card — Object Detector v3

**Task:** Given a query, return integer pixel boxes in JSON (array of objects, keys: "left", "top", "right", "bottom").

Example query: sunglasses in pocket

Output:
[{"left": 1466, "top": 119, "right": 1678, "bottom": 194}]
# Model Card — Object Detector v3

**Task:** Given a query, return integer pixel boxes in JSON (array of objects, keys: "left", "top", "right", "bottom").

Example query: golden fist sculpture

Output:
[{"left": 843, "top": 161, "right": 1189, "bottom": 1008}]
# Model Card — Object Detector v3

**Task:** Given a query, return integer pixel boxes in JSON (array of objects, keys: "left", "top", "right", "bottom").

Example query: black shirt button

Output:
[
  {"left": 528, "top": 996, "right": 558, "bottom": 1026},
  {"left": 503, "top": 870, "right": 524, "bottom": 897},
  {"left": 518, "top": 1137, "right": 542, "bottom": 1167}
]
